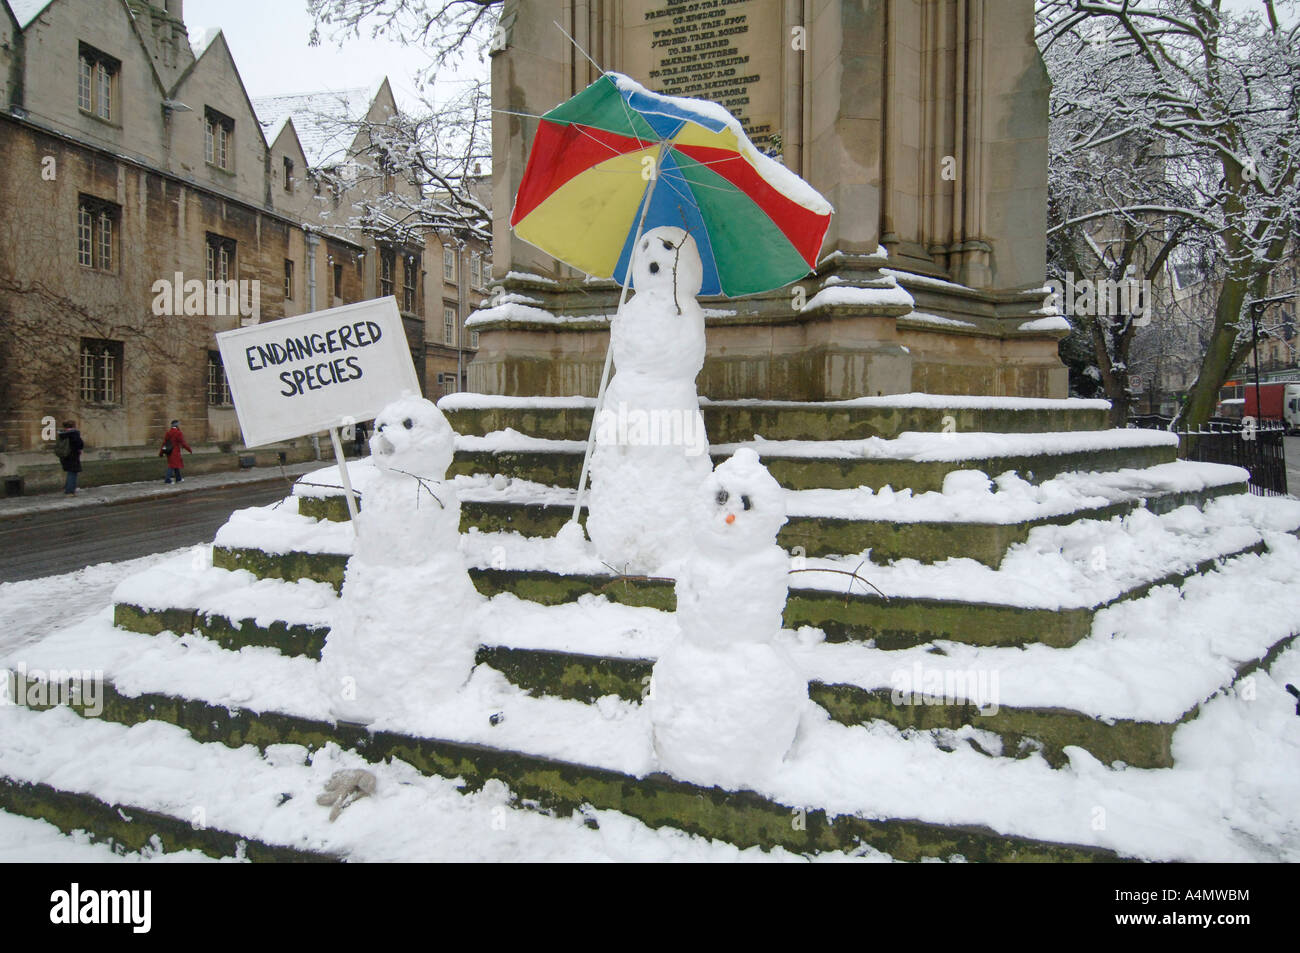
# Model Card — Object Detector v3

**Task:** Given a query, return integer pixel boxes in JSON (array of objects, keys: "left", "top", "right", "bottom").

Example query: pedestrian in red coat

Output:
[{"left": 159, "top": 419, "right": 193, "bottom": 483}]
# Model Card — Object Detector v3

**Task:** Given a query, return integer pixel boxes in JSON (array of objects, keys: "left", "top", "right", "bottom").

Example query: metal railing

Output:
[{"left": 1127, "top": 416, "right": 1289, "bottom": 497}]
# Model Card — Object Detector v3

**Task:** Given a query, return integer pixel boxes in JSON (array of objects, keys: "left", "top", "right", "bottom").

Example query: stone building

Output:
[
  {"left": 0, "top": 0, "right": 488, "bottom": 491},
  {"left": 474, "top": 0, "right": 1070, "bottom": 400}
]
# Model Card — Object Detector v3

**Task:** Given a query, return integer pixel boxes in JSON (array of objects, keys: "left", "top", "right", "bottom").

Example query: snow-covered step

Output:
[
  {"left": 0, "top": 808, "right": 226, "bottom": 863},
  {"left": 209, "top": 492, "right": 1300, "bottom": 650},
  {"left": 0, "top": 706, "right": 856, "bottom": 863},
  {"left": 112, "top": 557, "right": 337, "bottom": 659},
  {"left": 10, "top": 605, "right": 1300, "bottom": 859},
  {"left": 438, "top": 392, "right": 1112, "bottom": 443},
  {"left": 470, "top": 535, "right": 1300, "bottom": 770},
  {"left": 294, "top": 461, "right": 1247, "bottom": 570},
  {"left": 437, "top": 427, "right": 1180, "bottom": 493},
  {"left": 1, "top": 622, "right": 1116, "bottom": 861},
  {"left": 0, "top": 774, "right": 334, "bottom": 863}
]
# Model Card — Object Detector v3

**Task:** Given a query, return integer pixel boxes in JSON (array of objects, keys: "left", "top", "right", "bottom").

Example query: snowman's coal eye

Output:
[
  {"left": 741, "top": 495, "right": 752, "bottom": 511},
  {"left": 716, "top": 489, "right": 729, "bottom": 505},
  {"left": 642, "top": 239, "right": 649, "bottom": 251},
  {"left": 649, "top": 262, "right": 660, "bottom": 274},
  {"left": 377, "top": 423, "right": 387, "bottom": 432},
  {"left": 661, "top": 239, "right": 674, "bottom": 250},
  {"left": 403, "top": 418, "right": 414, "bottom": 430}
]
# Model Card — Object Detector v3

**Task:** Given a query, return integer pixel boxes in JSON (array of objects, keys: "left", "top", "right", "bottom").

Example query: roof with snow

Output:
[
  {"left": 7, "top": 0, "right": 55, "bottom": 28},
  {"left": 252, "top": 82, "right": 389, "bottom": 169},
  {"left": 189, "top": 26, "right": 222, "bottom": 60}
]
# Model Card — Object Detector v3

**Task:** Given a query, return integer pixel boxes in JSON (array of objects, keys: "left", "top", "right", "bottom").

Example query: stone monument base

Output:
[{"left": 468, "top": 252, "right": 1068, "bottom": 400}]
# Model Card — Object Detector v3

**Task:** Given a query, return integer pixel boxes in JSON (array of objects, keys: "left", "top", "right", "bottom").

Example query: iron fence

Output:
[{"left": 1127, "top": 415, "right": 1289, "bottom": 497}]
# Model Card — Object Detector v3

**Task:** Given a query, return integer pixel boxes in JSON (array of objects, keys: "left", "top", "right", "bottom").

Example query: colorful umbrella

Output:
[{"left": 510, "top": 72, "right": 833, "bottom": 297}]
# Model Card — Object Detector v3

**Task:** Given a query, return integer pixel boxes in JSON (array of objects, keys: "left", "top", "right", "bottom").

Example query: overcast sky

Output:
[{"left": 184, "top": 0, "right": 487, "bottom": 107}]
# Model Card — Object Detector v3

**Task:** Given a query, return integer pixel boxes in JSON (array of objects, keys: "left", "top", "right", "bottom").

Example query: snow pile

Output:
[
  {"left": 318, "top": 397, "right": 481, "bottom": 722},
  {"left": 651, "top": 450, "right": 808, "bottom": 788},
  {"left": 586, "top": 228, "right": 713, "bottom": 574}
]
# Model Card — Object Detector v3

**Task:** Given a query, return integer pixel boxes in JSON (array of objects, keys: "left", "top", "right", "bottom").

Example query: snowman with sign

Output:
[{"left": 319, "top": 395, "right": 480, "bottom": 723}]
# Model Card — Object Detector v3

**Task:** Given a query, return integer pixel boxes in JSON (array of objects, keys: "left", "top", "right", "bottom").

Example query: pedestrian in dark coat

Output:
[
  {"left": 56, "top": 420, "right": 84, "bottom": 495},
  {"left": 159, "top": 419, "right": 193, "bottom": 483}
]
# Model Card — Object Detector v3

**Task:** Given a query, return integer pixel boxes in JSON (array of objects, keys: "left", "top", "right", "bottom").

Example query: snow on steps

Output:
[
  {"left": 435, "top": 428, "right": 1181, "bottom": 492},
  {"left": 437, "top": 393, "right": 1112, "bottom": 444},
  {"left": 112, "top": 508, "right": 1300, "bottom": 770},
  {"left": 9, "top": 603, "right": 1300, "bottom": 860},
  {"left": 431, "top": 426, "right": 1185, "bottom": 494},
  {"left": 208, "top": 491, "right": 1297, "bottom": 652},
  {"left": 0, "top": 705, "right": 861, "bottom": 863},
  {"left": 294, "top": 461, "right": 1248, "bottom": 568}
]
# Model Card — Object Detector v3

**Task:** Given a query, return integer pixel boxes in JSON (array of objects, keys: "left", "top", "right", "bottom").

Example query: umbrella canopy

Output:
[{"left": 510, "top": 72, "right": 833, "bottom": 297}]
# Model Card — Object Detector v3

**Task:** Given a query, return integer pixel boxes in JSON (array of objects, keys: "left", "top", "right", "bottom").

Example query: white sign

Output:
[{"left": 216, "top": 297, "right": 420, "bottom": 448}]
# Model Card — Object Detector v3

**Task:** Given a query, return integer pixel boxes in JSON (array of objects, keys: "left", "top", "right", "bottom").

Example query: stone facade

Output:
[
  {"left": 473, "top": 0, "right": 1069, "bottom": 400},
  {"left": 0, "top": 0, "right": 489, "bottom": 489}
]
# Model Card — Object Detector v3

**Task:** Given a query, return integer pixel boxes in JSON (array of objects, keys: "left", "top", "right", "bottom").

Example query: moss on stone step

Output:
[
  {"left": 0, "top": 777, "right": 337, "bottom": 862},
  {"left": 472, "top": 646, "right": 1186, "bottom": 770},
  {"left": 475, "top": 645, "right": 652, "bottom": 703},
  {"left": 114, "top": 603, "right": 329, "bottom": 660},
  {"left": 213, "top": 545, "right": 348, "bottom": 592},
  {"left": 468, "top": 567, "right": 677, "bottom": 611},
  {"left": 443, "top": 403, "right": 1111, "bottom": 443},
  {"left": 21, "top": 681, "right": 1125, "bottom": 861},
  {"left": 784, "top": 589, "right": 1094, "bottom": 649},
  {"left": 808, "top": 683, "right": 1182, "bottom": 769}
]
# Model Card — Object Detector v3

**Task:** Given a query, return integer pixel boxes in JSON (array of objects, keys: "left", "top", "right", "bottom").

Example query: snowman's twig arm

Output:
[{"left": 385, "top": 467, "right": 446, "bottom": 509}]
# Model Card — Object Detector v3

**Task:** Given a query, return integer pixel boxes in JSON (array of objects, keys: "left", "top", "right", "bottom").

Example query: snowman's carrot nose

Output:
[{"left": 725, "top": 513, "right": 736, "bottom": 524}]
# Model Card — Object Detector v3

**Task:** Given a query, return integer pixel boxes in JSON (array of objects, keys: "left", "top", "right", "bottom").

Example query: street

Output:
[{"left": 0, "top": 480, "right": 294, "bottom": 584}]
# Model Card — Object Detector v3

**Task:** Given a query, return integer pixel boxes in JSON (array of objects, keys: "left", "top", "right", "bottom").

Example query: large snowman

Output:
[
  {"left": 648, "top": 448, "right": 809, "bottom": 789},
  {"left": 585, "top": 226, "right": 713, "bottom": 575},
  {"left": 319, "top": 395, "right": 481, "bottom": 723}
]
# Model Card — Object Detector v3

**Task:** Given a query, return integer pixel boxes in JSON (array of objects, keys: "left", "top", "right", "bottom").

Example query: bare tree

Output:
[
  {"left": 308, "top": 0, "right": 503, "bottom": 76},
  {"left": 1038, "top": 0, "right": 1300, "bottom": 429},
  {"left": 306, "top": 2, "right": 498, "bottom": 246}
]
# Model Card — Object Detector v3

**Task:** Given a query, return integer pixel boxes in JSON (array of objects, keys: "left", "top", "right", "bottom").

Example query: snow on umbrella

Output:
[{"left": 509, "top": 72, "right": 833, "bottom": 297}]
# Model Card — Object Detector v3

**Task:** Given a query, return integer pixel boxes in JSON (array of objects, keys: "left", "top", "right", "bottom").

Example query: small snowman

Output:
[
  {"left": 319, "top": 395, "right": 481, "bottom": 723},
  {"left": 586, "top": 226, "right": 713, "bottom": 575},
  {"left": 648, "top": 449, "right": 808, "bottom": 789}
]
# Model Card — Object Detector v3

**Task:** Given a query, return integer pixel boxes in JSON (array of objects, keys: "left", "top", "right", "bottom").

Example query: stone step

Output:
[
  {"left": 3, "top": 678, "right": 1122, "bottom": 862},
  {"left": 0, "top": 777, "right": 337, "bottom": 863},
  {"left": 107, "top": 595, "right": 1237, "bottom": 771},
  {"left": 292, "top": 460, "right": 1237, "bottom": 569},
  {"left": 473, "top": 622, "right": 1298, "bottom": 772},
  {"left": 209, "top": 535, "right": 1268, "bottom": 650},
  {"left": 439, "top": 394, "right": 1111, "bottom": 443},
  {"left": 440, "top": 438, "right": 1178, "bottom": 493}
]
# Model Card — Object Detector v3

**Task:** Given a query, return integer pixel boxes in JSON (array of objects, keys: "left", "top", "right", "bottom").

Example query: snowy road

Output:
[{"left": 0, "top": 481, "right": 289, "bottom": 583}]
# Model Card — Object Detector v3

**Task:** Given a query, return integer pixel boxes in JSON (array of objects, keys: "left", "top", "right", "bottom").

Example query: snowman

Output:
[
  {"left": 648, "top": 448, "right": 808, "bottom": 789},
  {"left": 585, "top": 226, "right": 713, "bottom": 575},
  {"left": 319, "top": 395, "right": 481, "bottom": 723}
]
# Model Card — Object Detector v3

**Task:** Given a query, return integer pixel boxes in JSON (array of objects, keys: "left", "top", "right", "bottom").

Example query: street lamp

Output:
[{"left": 1248, "top": 287, "right": 1299, "bottom": 418}]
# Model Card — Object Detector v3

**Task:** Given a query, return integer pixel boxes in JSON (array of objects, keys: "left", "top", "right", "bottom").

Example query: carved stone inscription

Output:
[{"left": 622, "top": 0, "right": 780, "bottom": 150}]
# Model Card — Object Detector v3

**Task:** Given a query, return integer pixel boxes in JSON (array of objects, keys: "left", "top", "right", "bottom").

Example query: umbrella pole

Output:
[{"left": 570, "top": 143, "right": 667, "bottom": 528}]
